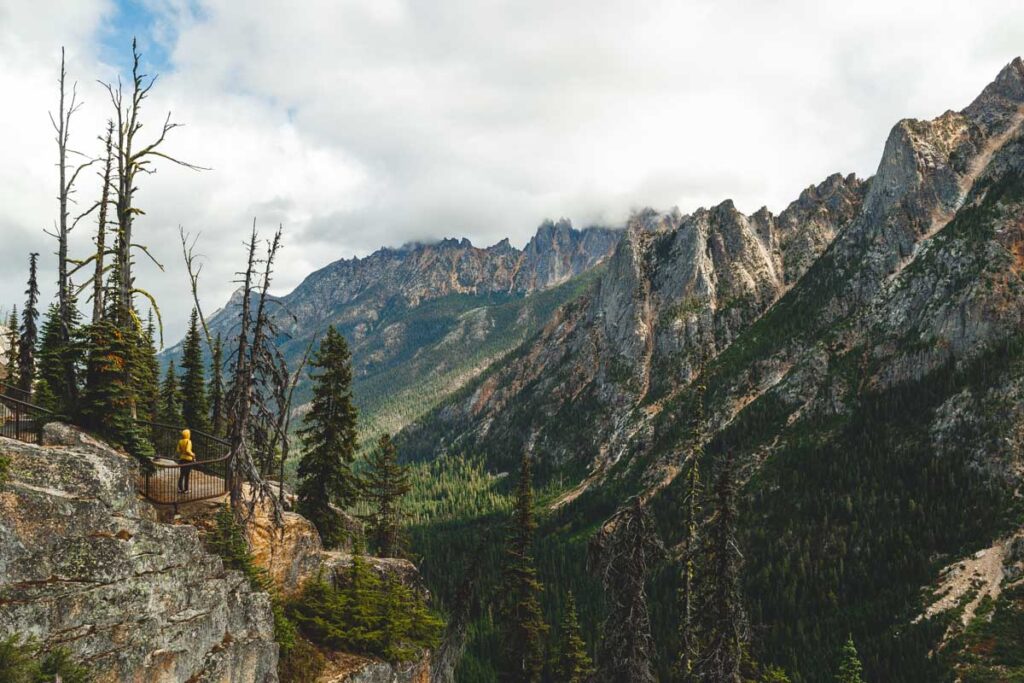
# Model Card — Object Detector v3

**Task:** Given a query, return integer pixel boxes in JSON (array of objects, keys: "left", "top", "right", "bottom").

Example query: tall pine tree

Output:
[
  {"left": 158, "top": 360, "right": 184, "bottom": 426},
  {"left": 296, "top": 326, "right": 359, "bottom": 547},
  {"left": 360, "top": 433, "right": 411, "bottom": 558},
  {"left": 135, "top": 311, "right": 161, "bottom": 423},
  {"left": 692, "top": 451, "right": 749, "bottom": 683},
  {"left": 498, "top": 453, "right": 547, "bottom": 683},
  {"left": 3, "top": 308, "right": 19, "bottom": 391},
  {"left": 551, "top": 591, "right": 595, "bottom": 683},
  {"left": 835, "top": 635, "right": 865, "bottom": 683},
  {"left": 179, "top": 308, "right": 210, "bottom": 432},
  {"left": 208, "top": 333, "right": 225, "bottom": 435},
  {"left": 676, "top": 373, "right": 706, "bottom": 681},
  {"left": 18, "top": 253, "right": 39, "bottom": 396}
]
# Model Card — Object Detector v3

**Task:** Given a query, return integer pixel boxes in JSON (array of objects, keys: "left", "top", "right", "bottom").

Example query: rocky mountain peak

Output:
[{"left": 965, "top": 56, "right": 1024, "bottom": 131}]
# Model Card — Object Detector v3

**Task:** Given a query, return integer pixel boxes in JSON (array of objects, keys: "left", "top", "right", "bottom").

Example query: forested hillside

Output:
[
  {"left": 163, "top": 221, "right": 618, "bottom": 439},
  {"left": 398, "top": 57, "right": 1024, "bottom": 681}
]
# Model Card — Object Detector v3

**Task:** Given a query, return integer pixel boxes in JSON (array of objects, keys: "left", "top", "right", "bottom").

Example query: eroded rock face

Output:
[
  {"left": 399, "top": 169, "right": 866, "bottom": 470},
  {"left": 0, "top": 423, "right": 279, "bottom": 683}
]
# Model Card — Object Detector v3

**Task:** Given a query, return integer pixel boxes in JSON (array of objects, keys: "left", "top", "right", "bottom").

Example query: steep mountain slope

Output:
[
  {"left": 400, "top": 172, "right": 866, "bottom": 471},
  {"left": 401, "top": 58, "right": 1024, "bottom": 680},
  {"left": 165, "top": 220, "right": 619, "bottom": 437}
]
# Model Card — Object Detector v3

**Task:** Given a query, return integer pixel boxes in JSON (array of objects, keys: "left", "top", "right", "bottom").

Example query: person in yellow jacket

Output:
[{"left": 177, "top": 429, "right": 195, "bottom": 494}]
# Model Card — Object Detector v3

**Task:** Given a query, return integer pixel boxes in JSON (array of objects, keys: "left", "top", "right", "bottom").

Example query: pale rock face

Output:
[
  {"left": 0, "top": 423, "right": 279, "bottom": 683},
  {"left": 401, "top": 167, "right": 865, "bottom": 469}
]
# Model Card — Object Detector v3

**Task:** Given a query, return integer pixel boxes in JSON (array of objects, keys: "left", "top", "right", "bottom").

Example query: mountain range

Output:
[{"left": 168, "top": 57, "right": 1024, "bottom": 680}]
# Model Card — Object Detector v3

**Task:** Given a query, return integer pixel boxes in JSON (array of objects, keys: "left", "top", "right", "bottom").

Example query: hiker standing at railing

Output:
[{"left": 177, "top": 429, "right": 195, "bottom": 494}]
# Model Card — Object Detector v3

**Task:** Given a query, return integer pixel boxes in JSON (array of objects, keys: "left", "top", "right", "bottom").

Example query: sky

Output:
[{"left": 1, "top": 0, "right": 1023, "bottom": 342}]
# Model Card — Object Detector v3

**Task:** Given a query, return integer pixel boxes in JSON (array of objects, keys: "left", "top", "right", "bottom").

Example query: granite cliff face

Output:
[
  {"left": 0, "top": 423, "right": 278, "bottom": 683},
  {"left": 399, "top": 172, "right": 866, "bottom": 468}
]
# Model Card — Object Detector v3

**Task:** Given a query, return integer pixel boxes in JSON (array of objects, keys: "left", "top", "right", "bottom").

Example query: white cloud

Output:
[{"left": 2, "top": 0, "right": 1024, "bottom": 340}]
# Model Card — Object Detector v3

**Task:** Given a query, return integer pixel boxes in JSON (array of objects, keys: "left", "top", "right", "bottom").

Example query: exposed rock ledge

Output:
[
  {"left": 174, "top": 473, "right": 431, "bottom": 683},
  {"left": 0, "top": 423, "right": 279, "bottom": 682}
]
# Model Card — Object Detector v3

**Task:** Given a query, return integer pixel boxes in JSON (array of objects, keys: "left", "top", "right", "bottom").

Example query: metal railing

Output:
[
  {"left": 0, "top": 385, "right": 54, "bottom": 445},
  {"left": 136, "top": 420, "right": 232, "bottom": 506}
]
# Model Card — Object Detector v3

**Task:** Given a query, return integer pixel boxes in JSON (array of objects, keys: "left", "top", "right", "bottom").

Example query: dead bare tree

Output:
[
  {"left": 588, "top": 496, "right": 666, "bottom": 683},
  {"left": 182, "top": 223, "right": 302, "bottom": 526},
  {"left": 46, "top": 47, "right": 97, "bottom": 406},
  {"left": 101, "top": 38, "right": 205, "bottom": 337},
  {"left": 89, "top": 121, "right": 114, "bottom": 323}
]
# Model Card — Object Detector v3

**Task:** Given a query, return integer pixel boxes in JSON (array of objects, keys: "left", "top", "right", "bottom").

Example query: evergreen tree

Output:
[
  {"left": 3, "top": 308, "right": 19, "bottom": 391},
  {"left": 551, "top": 591, "right": 595, "bottom": 683},
  {"left": 360, "top": 433, "right": 412, "bottom": 557},
  {"left": 208, "top": 333, "right": 225, "bottom": 435},
  {"left": 80, "top": 241, "right": 154, "bottom": 460},
  {"left": 296, "top": 326, "right": 359, "bottom": 547},
  {"left": 136, "top": 311, "right": 161, "bottom": 423},
  {"left": 179, "top": 308, "right": 210, "bottom": 432},
  {"left": 498, "top": 453, "right": 547, "bottom": 683},
  {"left": 677, "top": 374, "right": 706, "bottom": 681},
  {"left": 80, "top": 310, "right": 154, "bottom": 459},
  {"left": 158, "top": 361, "right": 184, "bottom": 426},
  {"left": 36, "top": 301, "right": 82, "bottom": 416},
  {"left": 835, "top": 635, "right": 865, "bottom": 683},
  {"left": 18, "top": 253, "right": 39, "bottom": 396},
  {"left": 693, "top": 451, "right": 749, "bottom": 683},
  {"left": 343, "top": 546, "right": 385, "bottom": 651}
]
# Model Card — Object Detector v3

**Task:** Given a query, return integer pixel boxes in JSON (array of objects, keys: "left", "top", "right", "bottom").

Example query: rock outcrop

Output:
[{"left": 0, "top": 423, "right": 279, "bottom": 682}]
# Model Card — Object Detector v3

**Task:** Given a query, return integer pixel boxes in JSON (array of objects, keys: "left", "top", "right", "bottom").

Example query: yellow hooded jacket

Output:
[{"left": 177, "top": 429, "right": 195, "bottom": 462}]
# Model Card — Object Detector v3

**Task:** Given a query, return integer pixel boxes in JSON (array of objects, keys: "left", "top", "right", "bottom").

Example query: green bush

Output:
[
  {"left": 286, "top": 556, "right": 443, "bottom": 664},
  {"left": 0, "top": 635, "right": 91, "bottom": 683}
]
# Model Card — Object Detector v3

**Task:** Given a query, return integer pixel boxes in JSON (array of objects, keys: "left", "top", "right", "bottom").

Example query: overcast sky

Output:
[{"left": 2, "top": 0, "right": 1023, "bottom": 341}]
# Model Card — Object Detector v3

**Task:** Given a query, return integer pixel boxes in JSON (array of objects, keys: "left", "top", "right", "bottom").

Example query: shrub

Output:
[
  {"left": 286, "top": 559, "right": 443, "bottom": 664},
  {"left": 0, "top": 635, "right": 91, "bottom": 683}
]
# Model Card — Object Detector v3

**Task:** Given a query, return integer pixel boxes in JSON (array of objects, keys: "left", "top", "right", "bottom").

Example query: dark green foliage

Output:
[
  {"left": 297, "top": 326, "right": 360, "bottom": 547},
  {"left": 158, "top": 360, "right": 183, "bottom": 426},
  {"left": 693, "top": 451, "right": 749, "bottom": 683},
  {"left": 180, "top": 308, "right": 210, "bottom": 433},
  {"left": 286, "top": 560, "right": 442, "bottom": 663},
  {"left": 835, "top": 635, "right": 865, "bottom": 683},
  {"left": 36, "top": 302, "right": 82, "bottom": 416},
  {"left": 0, "top": 454, "right": 9, "bottom": 485},
  {"left": 360, "top": 433, "right": 412, "bottom": 557},
  {"left": 18, "top": 253, "right": 39, "bottom": 395},
  {"left": 4, "top": 307, "right": 18, "bottom": 389},
  {"left": 0, "top": 635, "right": 91, "bottom": 683},
  {"left": 81, "top": 315, "right": 156, "bottom": 460},
  {"left": 676, "top": 372, "right": 706, "bottom": 681},
  {"left": 209, "top": 333, "right": 225, "bottom": 435},
  {"left": 551, "top": 591, "right": 595, "bottom": 683},
  {"left": 137, "top": 312, "right": 161, "bottom": 423},
  {"left": 762, "top": 665, "right": 793, "bottom": 682},
  {"left": 207, "top": 504, "right": 269, "bottom": 590},
  {"left": 939, "top": 583, "right": 1024, "bottom": 680},
  {"left": 498, "top": 454, "right": 548, "bottom": 683}
]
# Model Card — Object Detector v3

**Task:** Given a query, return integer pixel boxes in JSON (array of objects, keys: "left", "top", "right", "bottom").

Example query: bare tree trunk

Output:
[{"left": 91, "top": 122, "right": 114, "bottom": 324}]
